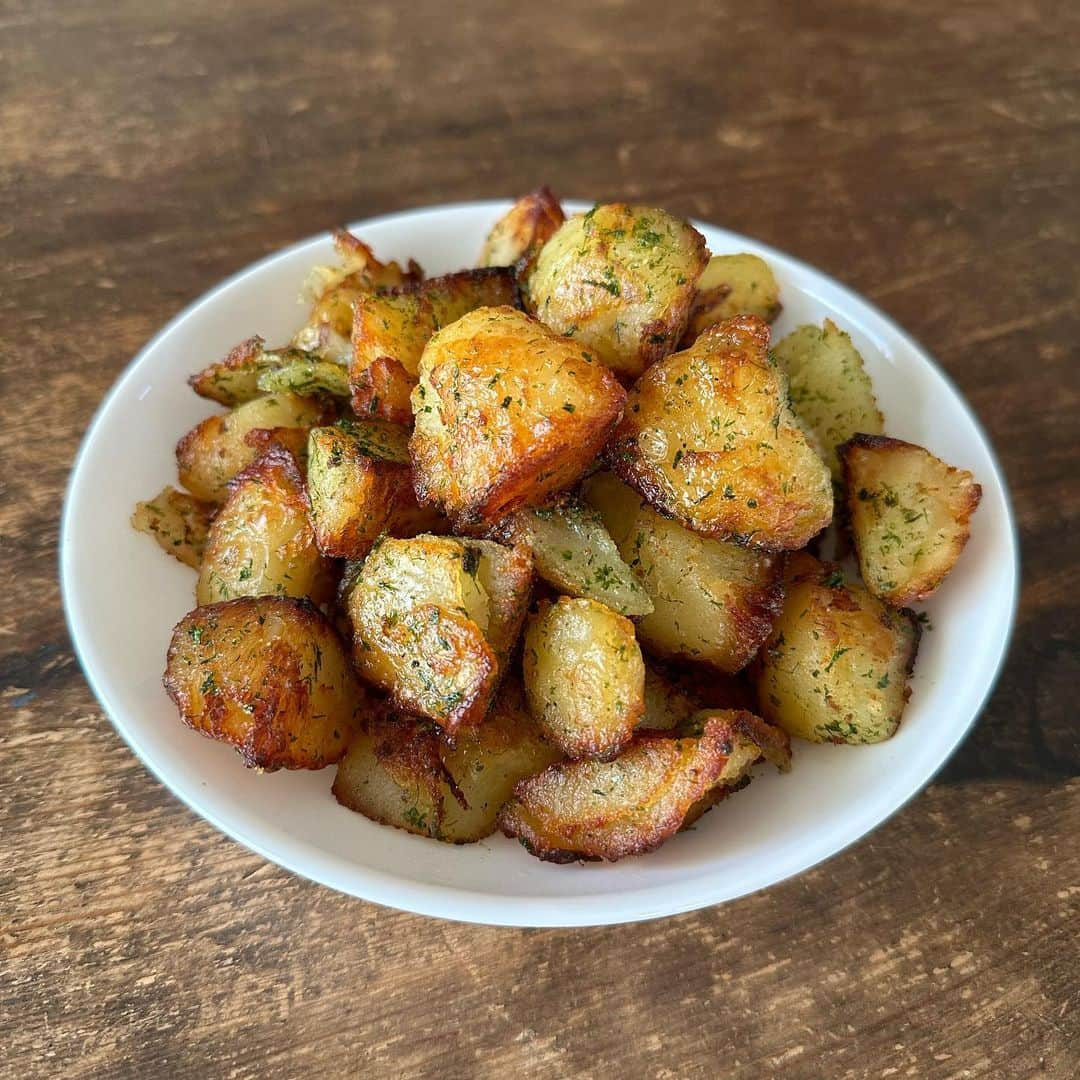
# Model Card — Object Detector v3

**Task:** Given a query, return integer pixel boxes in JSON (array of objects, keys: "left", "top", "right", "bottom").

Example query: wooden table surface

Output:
[{"left": 2, "top": 1, "right": 1077, "bottom": 1076}]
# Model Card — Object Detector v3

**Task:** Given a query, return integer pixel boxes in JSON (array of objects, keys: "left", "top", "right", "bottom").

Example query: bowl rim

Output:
[{"left": 60, "top": 199, "right": 1019, "bottom": 926}]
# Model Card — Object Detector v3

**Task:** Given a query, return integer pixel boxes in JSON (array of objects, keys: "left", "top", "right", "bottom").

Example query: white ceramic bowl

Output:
[{"left": 61, "top": 201, "right": 1017, "bottom": 926}]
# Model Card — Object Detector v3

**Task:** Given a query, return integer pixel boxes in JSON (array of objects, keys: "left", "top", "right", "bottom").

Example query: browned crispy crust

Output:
[
  {"left": 349, "top": 355, "right": 416, "bottom": 425},
  {"left": 479, "top": 186, "right": 566, "bottom": 277},
  {"left": 164, "top": 596, "right": 363, "bottom": 770},
  {"left": 607, "top": 315, "right": 833, "bottom": 551},
  {"left": 410, "top": 306, "right": 627, "bottom": 531},
  {"left": 188, "top": 335, "right": 265, "bottom": 403},
  {"left": 497, "top": 714, "right": 766, "bottom": 862},
  {"left": 242, "top": 425, "right": 312, "bottom": 464}
]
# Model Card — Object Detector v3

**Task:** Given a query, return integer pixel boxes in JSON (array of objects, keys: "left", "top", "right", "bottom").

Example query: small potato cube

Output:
[
  {"left": 583, "top": 472, "right": 783, "bottom": 673},
  {"left": 197, "top": 446, "right": 334, "bottom": 606},
  {"left": 350, "top": 268, "right": 518, "bottom": 423},
  {"left": 164, "top": 597, "right": 364, "bottom": 769},
  {"left": 607, "top": 314, "right": 833, "bottom": 551},
  {"left": 841, "top": 435, "right": 981, "bottom": 605},
  {"left": 523, "top": 597, "right": 645, "bottom": 760},
  {"left": 132, "top": 486, "right": 215, "bottom": 569},
  {"left": 493, "top": 496, "right": 653, "bottom": 617},
  {"left": 478, "top": 186, "right": 565, "bottom": 275},
  {"left": 682, "top": 253, "right": 782, "bottom": 343},
  {"left": 772, "top": 321, "right": 884, "bottom": 479},
  {"left": 332, "top": 680, "right": 561, "bottom": 842},
  {"left": 410, "top": 306, "right": 626, "bottom": 530},
  {"left": 524, "top": 204, "right": 708, "bottom": 377},
  {"left": 306, "top": 421, "right": 422, "bottom": 560},
  {"left": 754, "top": 554, "right": 921, "bottom": 744},
  {"left": 176, "top": 393, "right": 328, "bottom": 503},
  {"left": 347, "top": 534, "right": 531, "bottom": 736},
  {"left": 497, "top": 712, "right": 781, "bottom": 862}
]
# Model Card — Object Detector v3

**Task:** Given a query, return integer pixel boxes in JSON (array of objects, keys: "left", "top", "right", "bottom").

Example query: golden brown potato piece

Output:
[
  {"left": 478, "top": 186, "right": 565, "bottom": 275},
  {"left": 772, "top": 321, "right": 884, "bottom": 479},
  {"left": 524, "top": 204, "right": 708, "bottom": 378},
  {"left": 754, "top": 554, "right": 921, "bottom": 744},
  {"left": 583, "top": 472, "right": 783, "bottom": 673},
  {"left": 841, "top": 435, "right": 981, "bottom": 605},
  {"left": 492, "top": 496, "right": 653, "bottom": 617},
  {"left": 131, "top": 486, "right": 215, "bottom": 569},
  {"left": 347, "top": 534, "right": 531, "bottom": 737},
  {"left": 682, "top": 253, "right": 782, "bottom": 343},
  {"left": 197, "top": 446, "right": 334, "bottom": 606},
  {"left": 332, "top": 680, "right": 561, "bottom": 842},
  {"left": 523, "top": 597, "right": 645, "bottom": 760},
  {"left": 295, "top": 228, "right": 423, "bottom": 360},
  {"left": 410, "top": 306, "right": 626, "bottom": 530},
  {"left": 164, "top": 597, "right": 363, "bottom": 770},
  {"left": 176, "top": 393, "right": 328, "bottom": 503},
  {"left": 497, "top": 711, "right": 784, "bottom": 862},
  {"left": 188, "top": 336, "right": 281, "bottom": 407},
  {"left": 607, "top": 314, "right": 833, "bottom": 550},
  {"left": 306, "top": 422, "right": 422, "bottom": 560},
  {"left": 638, "top": 661, "right": 757, "bottom": 730},
  {"left": 349, "top": 268, "right": 518, "bottom": 423}
]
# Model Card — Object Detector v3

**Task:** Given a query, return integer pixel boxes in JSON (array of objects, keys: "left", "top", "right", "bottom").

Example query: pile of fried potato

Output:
[{"left": 136, "top": 188, "right": 982, "bottom": 863}]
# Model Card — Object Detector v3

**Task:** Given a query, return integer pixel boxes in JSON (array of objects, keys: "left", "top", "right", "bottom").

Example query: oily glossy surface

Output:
[{"left": 5, "top": 3, "right": 1076, "bottom": 1076}]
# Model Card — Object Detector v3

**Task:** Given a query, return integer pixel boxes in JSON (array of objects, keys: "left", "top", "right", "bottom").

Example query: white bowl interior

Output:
[{"left": 62, "top": 202, "right": 1017, "bottom": 926}]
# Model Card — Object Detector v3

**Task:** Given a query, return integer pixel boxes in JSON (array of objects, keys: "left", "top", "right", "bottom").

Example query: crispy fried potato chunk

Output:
[
  {"left": 841, "top": 435, "right": 981, "bottom": 605},
  {"left": 306, "top": 421, "right": 428, "bottom": 560},
  {"left": 176, "top": 393, "right": 328, "bottom": 503},
  {"left": 638, "top": 661, "right": 757, "bottom": 730},
  {"left": 608, "top": 314, "right": 833, "bottom": 550},
  {"left": 682, "top": 253, "right": 782, "bottom": 343},
  {"left": 197, "top": 447, "right": 333, "bottom": 606},
  {"left": 295, "top": 228, "right": 423, "bottom": 359},
  {"left": 523, "top": 598, "right": 645, "bottom": 760},
  {"left": 524, "top": 204, "right": 708, "bottom": 378},
  {"left": 332, "top": 680, "right": 561, "bottom": 842},
  {"left": 492, "top": 496, "right": 652, "bottom": 617},
  {"left": 497, "top": 712, "right": 782, "bottom": 862},
  {"left": 256, "top": 358, "right": 351, "bottom": 399},
  {"left": 347, "top": 535, "right": 531, "bottom": 736},
  {"left": 132, "top": 486, "right": 215, "bottom": 569},
  {"left": 188, "top": 336, "right": 280, "bottom": 407},
  {"left": 479, "top": 186, "right": 565, "bottom": 275},
  {"left": 754, "top": 554, "right": 921, "bottom": 743},
  {"left": 349, "top": 268, "right": 518, "bottom": 423},
  {"left": 583, "top": 472, "right": 783, "bottom": 673},
  {"left": 410, "top": 306, "right": 627, "bottom": 530},
  {"left": 164, "top": 597, "right": 363, "bottom": 769},
  {"left": 772, "top": 321, "right": 884, "bottom": 479}
]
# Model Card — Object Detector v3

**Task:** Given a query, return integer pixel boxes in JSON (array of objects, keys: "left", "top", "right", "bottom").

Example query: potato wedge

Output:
[
  {"left": 492, "top": 497, "right": 652, "bottom": 617},
  {"left": 479, "top": 186, "right": 565, "bottom": 275},
  {"left": 164, "top": 597, "right": 363, "bottom": 769},
  {"left": 333, "top": 679, "right": 561, "bottom": 842},
  {"left": 523, "top": 597, "right": 645, "bottom": 760},
  {"left": 772, "top": 321, "right": 884, "bottom": 479},
  {"left": 347, "top": 534, "right": 531, "bottom": 736},
  {"left": 524, "top": 204, "right": 708, "bottom": 378},
  {"left": 306, "top": 422, "right": 418, "bottom": 559},
  {"left": 197, "top": 446, "right": 334, "bottom": 606},
  {"left": 188, "top": 336, "right": 281, "bottom": 406},
  {"left": 410, "top": 306, "right": 626, "bottom": 530},
  {"left": 176, "top": 393, "right": 328, "bottom": 503},
  {"left": 257, "top": 358, "right": 351, "bottom": 399},
  {"left": 608, "top": 314, "right": 833, "bottom": 550},
  {"left": 132, "top": 486, "right": 215, "bottom": 569},
  {"left": 682, "top": 253, "right": 782, "bottom": 343},
  {"left": 754, "top": 554, "right": 921, "bottom": 743},
  {"left": 841, "top": 435, "right": 981, "bottom": 605},
  {"left": 497, "top": 712, "right": 778, "bottom": 862},
  {"left": 349, "top": 268, "right": 518, "bottom": 423},
  {"left": 332, "top": 710, "right": 449, "bottom": 837},
  {"left": 583, "top": 472, "right": 783, "bottom": 673}
]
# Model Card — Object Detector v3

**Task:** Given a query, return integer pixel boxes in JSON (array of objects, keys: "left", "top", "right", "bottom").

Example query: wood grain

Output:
[{"left": 2, "top": 0, "right": 1077, "bottom": 1076}]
